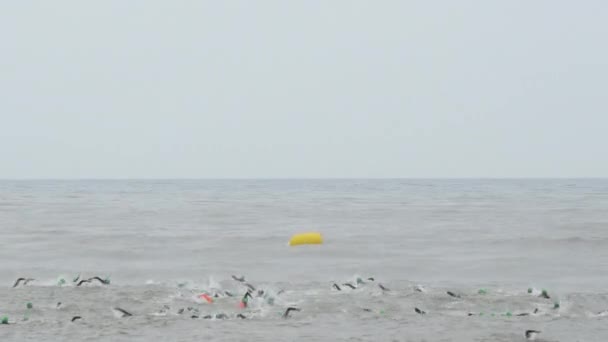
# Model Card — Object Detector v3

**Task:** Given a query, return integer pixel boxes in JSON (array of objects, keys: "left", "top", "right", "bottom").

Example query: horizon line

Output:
[{"left": 0, "top": 177, "right": 606, "bottom": 181}]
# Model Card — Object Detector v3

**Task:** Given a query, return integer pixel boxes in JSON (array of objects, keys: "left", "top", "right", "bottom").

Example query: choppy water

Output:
[{"left": 1, "top": 179, "right": 607, "bottom": 341}]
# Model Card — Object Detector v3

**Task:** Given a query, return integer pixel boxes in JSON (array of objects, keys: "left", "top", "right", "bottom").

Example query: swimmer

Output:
[
  {"left": 76, "top": 279, "right": 91, "bottom": 286},
  {"left": 282, "top": 307, "right": 301, "bottom": 318},
  {"left": 198, "top": 293, "right": 214, "bottom": 303},
  {"left": 414, "top": 307, "right": 426, "bottom": 315},
  {"left": 332, "top": 284, "right": 341, "bottom": 291},
  {"left": 447, "top": 291, "right": 461, "bottom": 298},
  {"left": 241, "top": 291, "right": 253, "bottom": 308},
  {"left": 357, "top": 277, "right": 375, "bottom": 284},
  {"left": 12, "top": 278, "right": 35, "bottom": 288},
  {"left": 71, "top": 316, "right": 82, "bottom": 322},
  {"left": 156, "top": 305, "right": 170, "bottom": 315},
  {"left": 112, "top": 307, "right": 133, "bottom": 318},
  {"left": 342, "top": 283, "right": 356, "bottom": 289},
  {"left": 88, "top": 276, "right": 110, "bottom": 285},
  {"left": 596, "top": 310, "right": 608, "bottom": 317},
  {"left": 185, "top": 307, "right": 199, "bottom": 317},
  {"left": 232, "top": 275, "right": 245, "bottom": 282},
  {"left": 539, "top": 290, "right": 550, "bottom": 299},
  {"left": 414, "top": 285, "right": 426, "bottom": 292},
  {"left": 224, "top": 290, "right": 234, "bottom": 297},
  {"left": 525, "top": 330, "right": 541, "bottom": 340},
  {"left": 215, "top": 313, "right": 228, "bottom": 319},
  {"left": 236, "top": 313, "right": 247, "bottom": 319},
  {"left": 378, "top": 284, "right": 390, "bottom": 291},
  {"left": 77, "top": 277, "right": 109, "bottom": 286}
]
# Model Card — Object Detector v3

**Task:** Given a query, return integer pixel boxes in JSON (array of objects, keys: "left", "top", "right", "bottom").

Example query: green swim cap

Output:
[
  {"left": 505, "top": 311, "right": 512, "bottom": 317},
  {"left": 527, "top": 288, "right": 533, "bottom": 293},
  {"left": 553, "top": 302, "right": 560, "bottom": 309},
  {"left": 26, "top": 302, "right": 33, "bottom": 309},
  {"left": 58, "top": 278, "right": 66, "bottom": 286},
  {"left": 478, "top": 288, "right": 487, "bottom": 295},
  {"left": 1, "top": 316, "right": 8, "bottom": 324}
]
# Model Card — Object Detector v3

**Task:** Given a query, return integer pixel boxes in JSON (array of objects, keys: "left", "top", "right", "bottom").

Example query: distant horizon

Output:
[{"left": 1, "top": 177, "right": 606, "bottom": 181}]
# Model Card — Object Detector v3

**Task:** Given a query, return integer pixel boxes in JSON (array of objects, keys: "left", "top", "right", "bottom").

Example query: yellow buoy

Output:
[{"left": 288, "top": 232, "right": 323, "bottom": 246}]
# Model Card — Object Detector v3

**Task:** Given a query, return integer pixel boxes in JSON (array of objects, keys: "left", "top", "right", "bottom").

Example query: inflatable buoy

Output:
[{"left": 288, "top": 232, "right": 323, "bottom": 246}]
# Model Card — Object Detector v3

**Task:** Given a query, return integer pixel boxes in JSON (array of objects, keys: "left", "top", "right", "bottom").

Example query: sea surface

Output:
[{"left": 1, "top": 179, "right": 607, "bottom": 341}]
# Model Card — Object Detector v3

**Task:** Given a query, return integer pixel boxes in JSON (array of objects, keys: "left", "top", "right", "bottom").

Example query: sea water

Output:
[{"left": 1, "top": 179, "right": 607, "bottom": 341}]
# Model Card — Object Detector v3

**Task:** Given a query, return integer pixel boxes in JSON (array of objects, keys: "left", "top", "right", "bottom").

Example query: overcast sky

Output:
[{"left": 1, "top": 1, "right": 606, "bottom": 178}]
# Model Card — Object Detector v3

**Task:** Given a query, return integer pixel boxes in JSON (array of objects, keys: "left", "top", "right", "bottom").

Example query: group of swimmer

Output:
[
  {"left": 328, "top": 277, "right": 564, "bottom": 341},
  {"left": 10, "top": 274, "right": 606, "bottom": 340},
  {"left": 332, "top": 276, "right": 391, "bottom": 292},
  {"left": 8, "top": 273, "right": 302, "bottom": 323},
  {"left": 12, "top": 274, "right": 110, "bottom": 288},
  {"left": 332, "top": 278, "right": 552, "bottom": 318}
]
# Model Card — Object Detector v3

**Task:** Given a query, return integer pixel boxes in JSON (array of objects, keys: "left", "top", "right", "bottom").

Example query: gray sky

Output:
[{"left": 1, "top": 1, "right": 606, "bottom": 178}]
